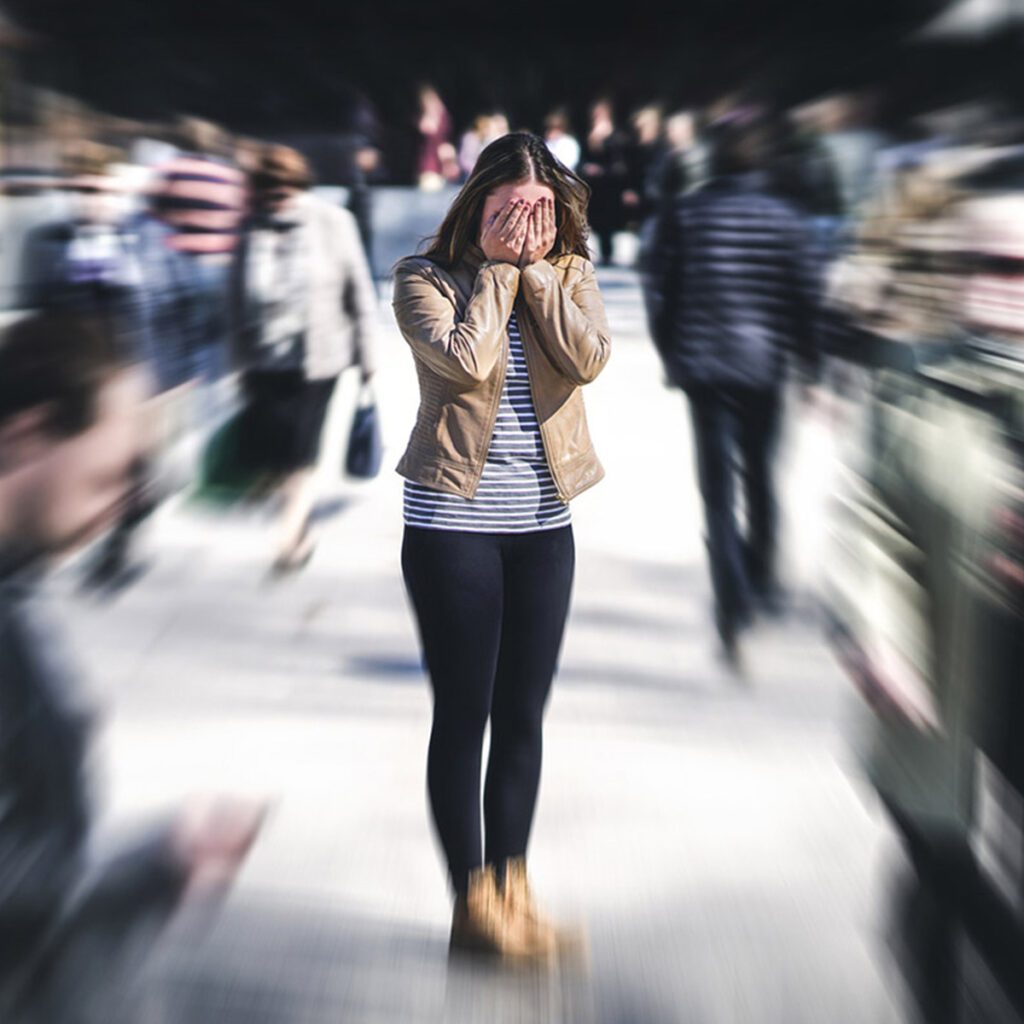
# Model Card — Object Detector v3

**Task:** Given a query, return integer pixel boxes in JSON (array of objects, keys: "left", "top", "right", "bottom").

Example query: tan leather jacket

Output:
[{"left": 391, "top": 240, "right": 611, "bottom": 503}]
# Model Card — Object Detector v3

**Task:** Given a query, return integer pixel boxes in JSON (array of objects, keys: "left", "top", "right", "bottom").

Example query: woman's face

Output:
[
  {"left": 262, "top": 185, "right": 300, "bottom": 214},
  {"left": 478, "top": 181, "right": 555, "bottom": 244}
]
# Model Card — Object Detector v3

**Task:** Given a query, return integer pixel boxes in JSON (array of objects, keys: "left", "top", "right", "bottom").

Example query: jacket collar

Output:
[
  {"left": 460, "top": 238, "right": 487, "bottom": 272},
  {"left": 706, "top": 170, "right": 770, "bottom": 192}
]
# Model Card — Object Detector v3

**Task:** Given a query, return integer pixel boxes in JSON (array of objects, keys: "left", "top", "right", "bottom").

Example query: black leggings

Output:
[{"left": 400, "top": 524, "right": 575, "bottom": 895}]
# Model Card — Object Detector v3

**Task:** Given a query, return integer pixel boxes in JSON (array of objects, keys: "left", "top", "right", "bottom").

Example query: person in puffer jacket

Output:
[{"left": 642, "top": 108, "right": 821, "bottom": 665}]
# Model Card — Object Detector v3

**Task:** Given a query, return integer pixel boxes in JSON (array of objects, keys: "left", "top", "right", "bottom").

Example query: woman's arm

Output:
[
  {"left": 517, "top": 258, "right": 611, "bottom": 385},
  {"left": 641, "top": 200, "right": 683, "bottom": 378},
  {"left": 391, "top": 258, "right": 520, "bottom": 387}
]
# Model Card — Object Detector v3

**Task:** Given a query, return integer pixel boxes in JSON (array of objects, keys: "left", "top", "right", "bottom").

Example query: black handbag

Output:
[{"left": 344, "top": 383, "right": 383, "bottom": 479}]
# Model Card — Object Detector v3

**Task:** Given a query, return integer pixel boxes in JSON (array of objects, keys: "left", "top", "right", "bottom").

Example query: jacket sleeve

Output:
[
  {"left": 516, "top": 258, "right": 611, "bottom": 385},
  {"left": 336, "top": 207, "right": 379, "bottom": 377},
  {"left": 391, "top": 258, "right": 520, "bottom": 387},
  {"left": 0, "top": 805, "right": 82, "bottom": 930},
  {"left": 786, "top": 213, "right": 822, "bottom": 383},
  {"left": 642, "top": 201, "right": 681, "bottom": 369},
  {"left": 0, "top": 606, "right": 88, "bottom": 933}
]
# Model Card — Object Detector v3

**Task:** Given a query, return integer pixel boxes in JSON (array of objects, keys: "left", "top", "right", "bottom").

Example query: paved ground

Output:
[{"left": 46, "top": 264, "right": 922, "bottom": 1023}]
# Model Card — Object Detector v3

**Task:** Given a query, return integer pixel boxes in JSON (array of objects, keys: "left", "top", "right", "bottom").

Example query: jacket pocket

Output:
[{"left": 545, "top": 391, "right": 595, "bottom": 468}]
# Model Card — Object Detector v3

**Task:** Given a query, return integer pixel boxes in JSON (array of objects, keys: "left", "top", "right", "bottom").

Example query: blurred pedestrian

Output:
[
  {"left": 579, "top": 97, "right": 630, "bottom": 265},
  {"left": 392, "top": 131, "right": 610, "bottom": 962},
  {"left": 623, "top": 105, "right": 666, "bottom": 229},
  {"left": 543, "top": 108, "right": 581, "bottom": 171},
  {"left": 150, "top": 118, "right": 246, "bottom": 387},
  {"left": 335, "top": 88, "right": 384, "bottom": 268},
  {"left": 785, "top": 101, "right": 854, "bottom": 264},
  {"left": 415, "top": 84, "right": 459, "bottom": 191},
  {"left": 0, "top": 312, "right": 264, "bottom": 1023},
  {"left": 638, "top": 111, "right": 710, "bottom": 276},
  {"left": 643, "top": 111, "right": 820, "bottom": 665},
  {"left": 18, "top": 147, "right": 165, "bottom": 593},
  {"left": 657, "top": 110, "right": 708, "bottom": 203},
  {"left": 459, "top": 112, "right": 509, "bottom": 180},
  {"left": 56, "top": 140, "right": 242, "bottom": 593},
  {"left": 229, "top": 145, "right": 378, "bottom": 575},
  {"left": 19, "top": 145, "right": 136, "bottom": 322}
]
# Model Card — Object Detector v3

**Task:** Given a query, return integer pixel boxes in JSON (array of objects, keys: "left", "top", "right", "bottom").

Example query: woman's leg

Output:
[
  {"left": 277, "top": 468, "right": 317, "bottom": 560},
  {"left": 275, "top": 377, "right": 337, "bottom": 566},
  {"left": 483, "top": 525, "right": 575, "bottom": 866},
  {"left": 401, "top": 526, "right": 505, "bottom": 895}
]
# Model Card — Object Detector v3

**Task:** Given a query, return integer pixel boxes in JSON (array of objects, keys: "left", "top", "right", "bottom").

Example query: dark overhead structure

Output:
[{"left": 6, "top": 0, "right": 957, "bottom": 124}]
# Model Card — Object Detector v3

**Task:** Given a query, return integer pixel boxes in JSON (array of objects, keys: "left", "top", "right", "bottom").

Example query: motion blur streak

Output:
[{"left": 2, "top": 0, "right": 1024, "bottom": 1020}]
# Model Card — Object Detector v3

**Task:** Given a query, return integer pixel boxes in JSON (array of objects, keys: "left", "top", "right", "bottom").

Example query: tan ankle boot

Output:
[
  {"left": 500, "top": 857, "right": 588, "bottom": 962},
  {"left": 449, "top": 864, "right": 556, "bottom": 962}
]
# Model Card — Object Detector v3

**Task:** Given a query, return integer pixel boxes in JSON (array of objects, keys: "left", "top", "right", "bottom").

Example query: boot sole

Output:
[{"left": 449, "top": 931, "right": 559, "bottom": 967}]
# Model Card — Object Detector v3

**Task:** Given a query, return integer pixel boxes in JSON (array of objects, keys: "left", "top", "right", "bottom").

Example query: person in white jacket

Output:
[{"left": 229, "top": 145, "right": 378, "bottom": 573}]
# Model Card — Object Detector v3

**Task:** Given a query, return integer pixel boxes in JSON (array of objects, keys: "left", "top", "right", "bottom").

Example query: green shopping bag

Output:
[{"left": 192, "top": 409, "right": 265, "bottom": 506}]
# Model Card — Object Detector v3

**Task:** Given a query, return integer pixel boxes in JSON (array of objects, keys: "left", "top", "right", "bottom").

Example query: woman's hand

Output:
[
  {"left": 480, "top": 198, "right": 531, "bottom": 264},
  {"left": 517, "top": 197, "right": 556, "bottom": 268},
  {"left": 171, "top": 796, "right": 268, "bottom": 900}
]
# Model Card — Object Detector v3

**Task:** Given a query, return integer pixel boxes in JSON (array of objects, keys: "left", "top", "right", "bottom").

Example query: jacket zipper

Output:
[
  {"left": 517, "top": 301, "right": 569, "bottom": 504},
  {"left": 469, "top": 324, "right": 508, "bottom": 499}
]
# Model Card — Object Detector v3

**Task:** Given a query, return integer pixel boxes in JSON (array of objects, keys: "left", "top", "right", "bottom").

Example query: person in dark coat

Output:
[
  {"left": 579, "top": 98, "right": 631, "bottom": 265},
  {"left": 0, "top": 312, "right": 264, "bottom": 1021},
  {"left": 623, "top": 105, "right": 668, "bottom": 232},
  {"left": 19, "top": 165, "right": 139, "bottom": 329},
  {"left": 642, "top": 111, "right": 820, "bottom": 664},
  {"left": 18, "top": 154, "right": 165, "bottom": 595}
]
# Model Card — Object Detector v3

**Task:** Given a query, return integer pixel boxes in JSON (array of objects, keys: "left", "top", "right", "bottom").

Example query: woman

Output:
[
  {"left": 579, "top": 98, "right": 631, "bottom": 266},
  {"left": 458, "top": 112, "right": 510, "bottom": 180},
  {"left": 391, "top": 132, "right": 611, "bottom": 960},
  {"left": 230, "top": 145, "right": 378, "bottom": 573},
  {"left": 543, "top": 108, "right": 581, "bottom": 172},
  {"left": 415, "top": 84, "right": 459, "bottom": 191}
]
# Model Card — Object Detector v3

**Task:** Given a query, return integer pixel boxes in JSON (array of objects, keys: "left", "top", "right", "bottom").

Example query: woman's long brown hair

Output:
[{"left": 417, "top": 131, "right": 591, "bottom": 268}]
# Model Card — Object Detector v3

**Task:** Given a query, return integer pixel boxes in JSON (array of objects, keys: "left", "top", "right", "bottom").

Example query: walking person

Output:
[
  {"left": 579, "top": 98, "right": 630, "bottom": 266},
  {"left": 19, "top": 147, "right": 164, "bottom": 593},
  {"left": 458, "top": 112, "right": 510, "bottom": 181},
  {"left": 391, "top": 132, "right": 611, "bottom": 961},
  {"left": 229, "top": 145, "right": 378, "bottom": 574},
  {"left": 150, "top": 117, "right": 247, "bottom": 395},
  {"left": 415, "top": 84, "right": 459, "bottom": 191},
  {"left": 543, "top": 108, "right": 581, "bottom": 172},
  {"left": 0, "top": 312, "right": 264, "bottom": 1023},
  {"left": 643, "top": 111, "right": 819, "bottom": 666}
]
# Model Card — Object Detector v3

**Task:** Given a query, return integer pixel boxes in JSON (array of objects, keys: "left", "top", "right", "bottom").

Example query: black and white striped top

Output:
[{"left": 403, "top": 312, "right": 572, "bottom": 533}]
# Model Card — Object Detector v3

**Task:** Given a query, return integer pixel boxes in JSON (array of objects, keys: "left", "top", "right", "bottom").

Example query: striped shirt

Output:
[
  {"left": 403, "top": 312, "right": 572, "bottom": 533},
  {"left": 152, "top": 153, "right": 246, "bottom": 256}
]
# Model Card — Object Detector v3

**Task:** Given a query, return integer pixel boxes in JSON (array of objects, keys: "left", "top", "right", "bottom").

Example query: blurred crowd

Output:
[
  {"left": 3, "top": 69, "right": 1024, "bottom": 1021},
  {"left": 3, "top": 110, "right": 384, "bottom": 586}
]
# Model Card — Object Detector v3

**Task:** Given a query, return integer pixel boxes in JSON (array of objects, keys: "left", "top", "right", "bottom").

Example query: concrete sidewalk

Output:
[{"left": 50, "top": 267, "right": 908, "bottom": 1023}]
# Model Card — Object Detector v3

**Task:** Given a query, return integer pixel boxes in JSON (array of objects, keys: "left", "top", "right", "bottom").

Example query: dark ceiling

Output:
[{"left": 3, "top": 0, "right": 974, "bottom": 171}]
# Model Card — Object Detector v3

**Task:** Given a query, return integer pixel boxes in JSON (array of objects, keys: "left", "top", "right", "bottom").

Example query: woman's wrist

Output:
[{"left": 479, "top": 258, "right": 522, "bottom": 274}]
